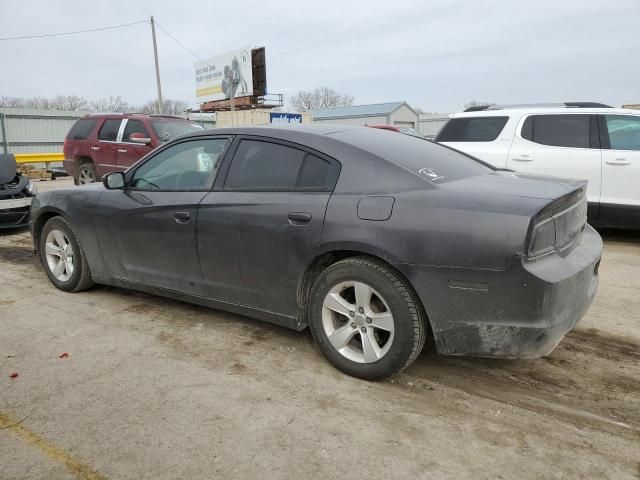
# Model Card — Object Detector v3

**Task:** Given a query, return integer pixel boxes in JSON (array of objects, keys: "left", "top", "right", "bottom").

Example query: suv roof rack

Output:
[
  {"left": 84, "top": 113, "right": 185, "bottom": 118},
  {"left": 463, "top": 102, "right": 613, "bottom": 112},
  {"left": 148, "top": 114, "right": 184, "bottom": 119}
]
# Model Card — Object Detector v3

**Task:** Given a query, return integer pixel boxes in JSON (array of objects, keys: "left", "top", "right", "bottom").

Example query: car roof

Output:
[
  {"left": 449, "top": 107, "right": 639, "bottom": 118},
  {"left": 82, "top": 113, "right": 186, "bottom": 120},
  {"left": 189, "top": 123, "right": 361, "bottom": 139}
]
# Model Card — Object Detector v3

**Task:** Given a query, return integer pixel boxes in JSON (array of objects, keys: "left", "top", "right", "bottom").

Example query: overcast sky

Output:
[{"left": 1, "top": 0, "right": 638, "bottom": 112}]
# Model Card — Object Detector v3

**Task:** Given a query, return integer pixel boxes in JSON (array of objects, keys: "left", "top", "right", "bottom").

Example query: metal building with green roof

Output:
[{"left": 310, "top": 101, "right": 419, "bottom": 129}]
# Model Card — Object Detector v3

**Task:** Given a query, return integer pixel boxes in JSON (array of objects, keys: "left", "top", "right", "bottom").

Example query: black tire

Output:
[
  {"left": 76, "top": 162, "right": 98, "bottom": 185},
  {"left": 308, "top": 256, "right": 427, "bottom": 380},
  {"left": 39, "top": 216, "right": 94, "bottom": 292}
]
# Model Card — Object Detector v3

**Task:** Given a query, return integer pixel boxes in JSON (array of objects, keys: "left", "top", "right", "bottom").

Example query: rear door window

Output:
[
  {"left": 67, "top": 118, "right": 98, "bottom": 140},
  {"left": 436, "top": 116, "right": 508, "bottom": 142},
  {"left": 604, "top": 115, "right": 640, "bottom": 151},
  {"left": 521, "top": 114, "right": 591, "bottom": 148},
  {"left": 98, "top": 119, "right": 122, "bottom": 142},
  {"left": 224, "top": 140, "right": 339, "bottom": 190}
]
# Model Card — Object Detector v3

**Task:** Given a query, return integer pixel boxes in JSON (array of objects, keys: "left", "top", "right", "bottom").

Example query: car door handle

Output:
[
  {"left": 288, "top": 212, "right": 312, "bottom": 225},
  {"left": 91, "top": 146, "right": 100, "bottom": 151},
  {"left": 512, "top": 154, "right": 533, "bottom": 162},
  {"left": 606, "top": 158, "right": 630, "bottom": 166},
  {"left": 174, "top": 211, "right": 191, "bottom": 223},
  {"left": 117, "top": 149, "right": 127, "bottom": 153}
]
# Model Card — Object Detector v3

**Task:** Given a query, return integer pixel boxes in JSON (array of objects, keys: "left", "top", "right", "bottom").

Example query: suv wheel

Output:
[
  {"left": 76, "top": 163, "right": 97, "bottom": 185},
  {"left": 308, "top": 256, "right": 427, "bottom": 380},
  {"left": 39, "top": 216, "right": 94, "bottom": 292}
]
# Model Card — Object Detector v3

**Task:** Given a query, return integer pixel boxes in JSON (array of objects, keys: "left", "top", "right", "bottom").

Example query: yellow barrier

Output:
[{"left": 14, "top": 153, "right": 65, "bottom": 164}]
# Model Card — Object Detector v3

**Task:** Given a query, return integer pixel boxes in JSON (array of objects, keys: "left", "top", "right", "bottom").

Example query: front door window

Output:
[{"left": 131, "top": 138, "right": 230, "bottom": 190}]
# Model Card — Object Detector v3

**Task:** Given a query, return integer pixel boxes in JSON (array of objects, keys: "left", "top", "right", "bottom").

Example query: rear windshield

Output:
[
  {"left": 436, "top": 116, "right": 508, "bottom": 142},
  {"left": 67, "top": 118, "right": 98, "bottom": 140},
  {"left": 151, "top": 119, "right": 205, "bottom": 142},
  {"left": 330, "top": 128, "right": 493, "bottom": 184},
  {"left": 399, "top": 127, "right": 425, "bottom": 139}
]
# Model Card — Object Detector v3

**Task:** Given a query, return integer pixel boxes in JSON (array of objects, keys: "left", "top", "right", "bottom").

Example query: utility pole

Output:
[{"left": 150, "top": 16, "right": 163, "bottom": 114}]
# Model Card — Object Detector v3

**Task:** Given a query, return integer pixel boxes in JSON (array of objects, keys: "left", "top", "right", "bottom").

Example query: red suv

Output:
[{"left": 63, "top": 114, "right": 205, "bottom": 184}]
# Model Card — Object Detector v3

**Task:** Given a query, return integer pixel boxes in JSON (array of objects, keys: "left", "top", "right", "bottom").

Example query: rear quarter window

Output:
[
  {"left": 331, "top": 128, "right": 493, "bottom": 184},
  {"left": 66, "top": 118, "right": 98, "bottom": 140},
  {"left": 436, "top": 116, "right": 508, "bottom": 142},
  {"left": 521, "top": 114, "right": 591, "bottom": 148},
  {"left": 98, "top": 119, "right": 122, "bottom": 142}
]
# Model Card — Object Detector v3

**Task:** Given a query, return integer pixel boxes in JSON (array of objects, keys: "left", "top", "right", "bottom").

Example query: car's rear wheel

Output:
[
  {"left": 309, "top": 256, "right": 427, "bottom": 380},
  {"left": 76, "top": 163, "right": 97, "bottom": 184},
  {"left": 39, "top": 216, "right": 93, "bottom": 292}
]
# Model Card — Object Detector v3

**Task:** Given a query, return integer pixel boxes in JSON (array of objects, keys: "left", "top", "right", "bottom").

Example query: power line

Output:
[
  {"left": 0, "top": 20, "right": 148, "bottom": 41},
  {"left": 153, "top": 21, "right": 210, "bottom": 66}
]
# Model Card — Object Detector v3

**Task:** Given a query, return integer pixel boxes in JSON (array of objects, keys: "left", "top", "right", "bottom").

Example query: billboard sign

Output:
[
  {"left": 270, "top": 112, "right": 303, "bottom": 124},
  {"left": 195, "top": 47, "right": 253, "bottom": 102}
]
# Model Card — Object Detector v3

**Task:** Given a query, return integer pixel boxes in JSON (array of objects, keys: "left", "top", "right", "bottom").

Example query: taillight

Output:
[
  {"left": 527, "top": 187, "right": 587, "bottom": 259},
  {"left": 528, "top": 216, "right": 556, "bottom": 258}
]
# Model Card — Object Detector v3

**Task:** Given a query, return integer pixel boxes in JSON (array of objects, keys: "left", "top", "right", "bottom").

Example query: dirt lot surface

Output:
[{"left": 1, "top": 179, "right": 639, "bottom": 479}]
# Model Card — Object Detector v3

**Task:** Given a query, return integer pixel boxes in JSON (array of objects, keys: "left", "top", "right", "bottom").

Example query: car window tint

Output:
[
  {"left": 225, "top": 140, "right": 306, "bottom": 189},
  {"left": 131, "top": 138, "right": 229, "bottom": 190},
  {"left": 436, "top": 117, "right": 508, "bottom": 142},
  {"left": 330, "top": 128, "right": 493, "bottom": 184},
  {"left": 521, "top": 114, "right": 590, "bottom": 148},
  {"left": 122, "top": 120, "right": 150, "bottom": 142},
  {"left": 98, "top": 119, "right": 122, "bottom": 141},
  {"left": 67, "top": 119, "right": 98, "bottom": 140},
  {"left": 605, "top": 115, "right": 640, "bottom": 151},
  {"left": 296, "top": 154, "right": 338, "bottom": 189}
]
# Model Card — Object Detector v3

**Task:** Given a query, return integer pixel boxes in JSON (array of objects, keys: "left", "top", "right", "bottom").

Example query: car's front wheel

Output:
[
  {"left": 39, "top": 216, "right": 94, "bottom": 292},
  {"left": 309, "top": 257, "right": 427, "bottom": 380}
]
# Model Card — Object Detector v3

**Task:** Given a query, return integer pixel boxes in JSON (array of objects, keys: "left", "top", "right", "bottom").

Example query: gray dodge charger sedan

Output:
[{"left": 30, "top": 125, "right": 602, "bottom": 379}]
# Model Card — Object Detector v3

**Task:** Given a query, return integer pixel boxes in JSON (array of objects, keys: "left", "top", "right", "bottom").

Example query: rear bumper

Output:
[
  {"left": 62, "top": 159, "right": 76, "bottom": 178},
  {"left": 398, "top": 225, "right": 602, "bottom": 358}
]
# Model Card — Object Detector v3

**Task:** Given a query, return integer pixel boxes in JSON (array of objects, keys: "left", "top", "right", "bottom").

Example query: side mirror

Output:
[
  {"left": 129, "top": 132, "right": 152, "bottom": 145},
  {"left": 103, "top": 172, "right": 125, "bottom": 190}
]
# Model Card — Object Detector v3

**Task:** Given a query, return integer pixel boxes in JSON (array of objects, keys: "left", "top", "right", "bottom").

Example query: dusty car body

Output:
[
  {"left": 30, "top": 125, "right": 602, "bottom": 379},
  {"left": 0, "top": 153, "right": 37, "bottom": 229}
]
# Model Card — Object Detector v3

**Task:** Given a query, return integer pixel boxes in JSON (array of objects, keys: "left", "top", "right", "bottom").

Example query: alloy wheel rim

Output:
[
  {"left": 78, "top": 167, "right": 95, "bottom": 184},
  {"left": 45, "top": 229, "right": 75, "bottom": 282},
  {"left": 322, "top": 281, "right": 395, "bottom": 363}
]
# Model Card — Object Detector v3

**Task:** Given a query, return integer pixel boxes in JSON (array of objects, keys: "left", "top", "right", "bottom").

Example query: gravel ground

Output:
[{"left": 1, "top": 179, "right": 639, "bottom": 479}]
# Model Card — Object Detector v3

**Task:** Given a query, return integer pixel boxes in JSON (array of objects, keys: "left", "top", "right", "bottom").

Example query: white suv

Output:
[{"left": 435, "top": 103, "right": 640, "bottom": 229}]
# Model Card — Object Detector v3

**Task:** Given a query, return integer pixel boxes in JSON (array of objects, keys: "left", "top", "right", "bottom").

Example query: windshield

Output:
[{"left": 151, "top": 119, "right": 205, "bottom": 142}]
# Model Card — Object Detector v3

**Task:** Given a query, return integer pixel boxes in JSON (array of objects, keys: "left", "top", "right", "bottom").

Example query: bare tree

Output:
[
  {"left": 90, "top": 96, "right": 129, "bottom": 113},
  {"left": 0, "top": 96, "right": 26, "bottom": 108},
  {"left": 463, "top": 100, "right": 496, "bottom": 110},
  {"left": 163, "top": 99, "right": 189, "bottom": 115},
  {"left": 50, "top": 95, "right": 89, "bottom": 111},
  {"left": 289, "top": 87, "right": 354, "bottom": 112},
  {"left": 1, "top": 95, "right": 188, "bottom": 114},
  {"left": 136, "top": 99, "right": 189, "bottom": 115},
  {"left": 25, "top": 97, "right": 56, "bottom": 109}
]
